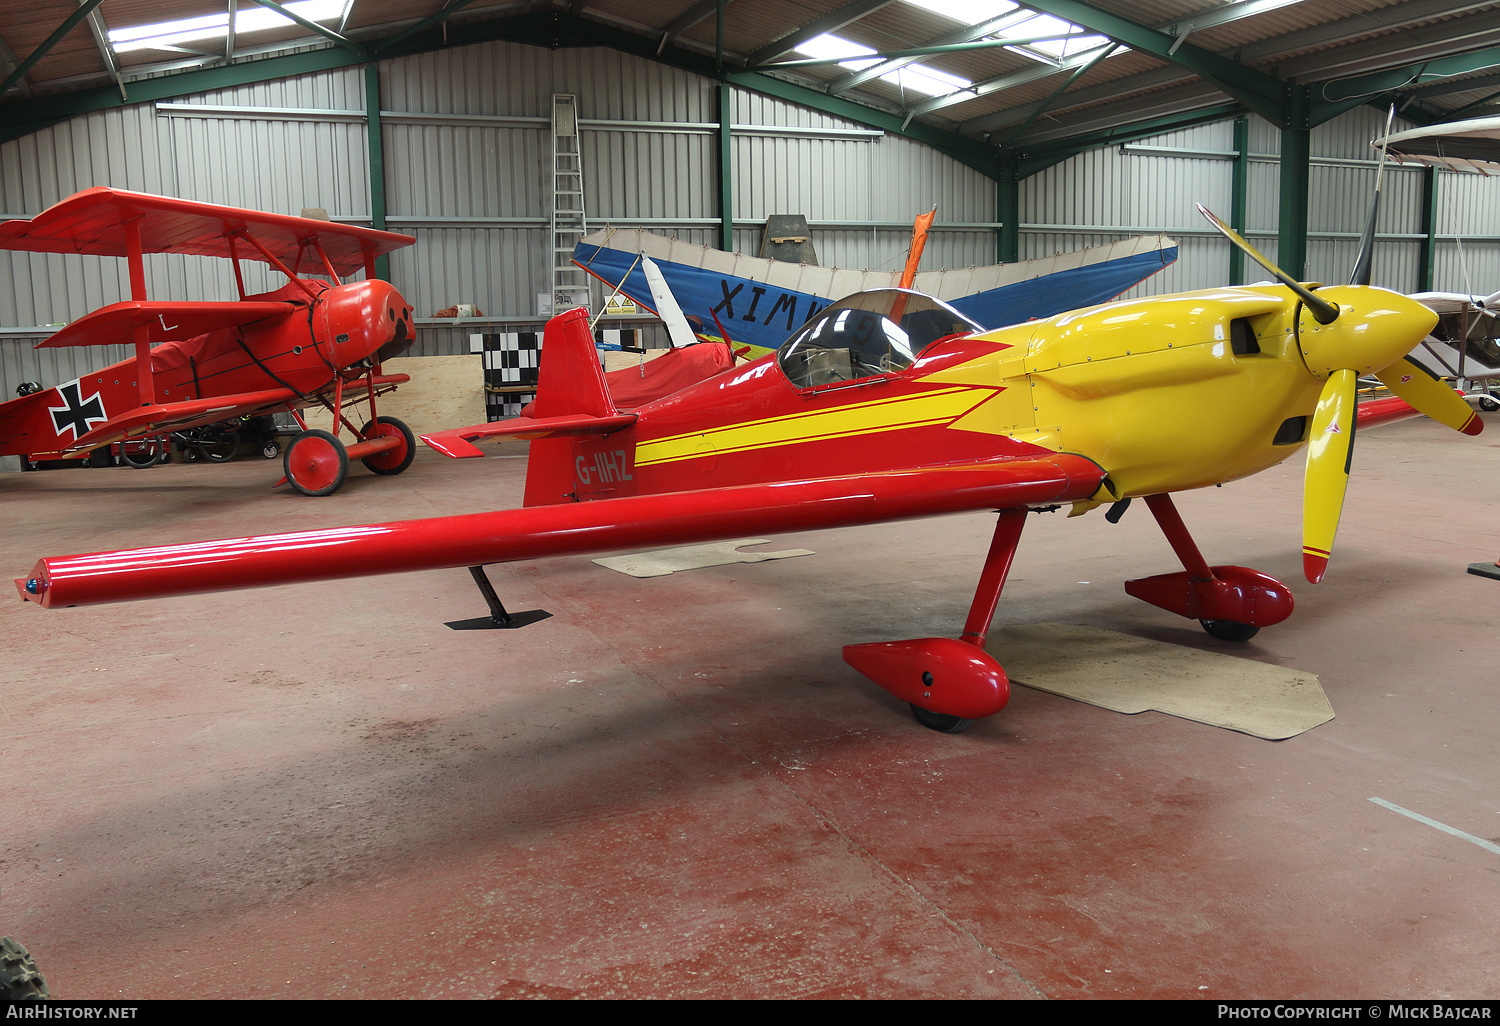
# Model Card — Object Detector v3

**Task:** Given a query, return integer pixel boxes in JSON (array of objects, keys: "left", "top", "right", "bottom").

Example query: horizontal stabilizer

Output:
[
  {"left": 36, "top": 301, "right": 293, "bottom": 349},
  {"left": 422, "top": 412, "right": 638, "bottom": 458}
]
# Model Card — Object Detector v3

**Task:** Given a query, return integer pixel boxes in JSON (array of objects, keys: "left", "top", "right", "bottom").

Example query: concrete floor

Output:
[{"left": 1, "top": 415, "right": 1498, "bottom": 999}]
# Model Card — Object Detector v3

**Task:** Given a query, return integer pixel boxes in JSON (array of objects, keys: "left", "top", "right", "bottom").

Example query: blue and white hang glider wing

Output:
[{"left": 574, "top": 227, "right": 1179, "bottom": 357}]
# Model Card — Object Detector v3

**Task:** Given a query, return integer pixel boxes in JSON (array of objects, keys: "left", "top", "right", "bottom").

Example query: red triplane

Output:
[
  {"left": 0, "top": 188, "right": 418, "bottom": 495},
  {"left": 13, "top": 210, "right": 1485, "bottom": 733}
]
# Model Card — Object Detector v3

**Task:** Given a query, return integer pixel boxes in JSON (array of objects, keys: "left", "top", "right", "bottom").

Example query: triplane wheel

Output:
[
  {"left": 283, "top": 429, "right": 348, "bottom": 496},
  {"left": 909, "top": 703, "right": 973, "bottom": 734},
  {"left": 1200, "top": 619, "right": 1260, "bottom": 642},
  {"left": 358, "top": 416, "right": 416, "bottom": 476}
]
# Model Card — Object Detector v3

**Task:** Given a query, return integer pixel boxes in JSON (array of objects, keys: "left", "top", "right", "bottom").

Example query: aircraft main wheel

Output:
[
  {"left": 1200, "top": 619, "right": 1259, "bottom": 642},
  {"left": 909, "top": 703, "right": 972, "bottom": 734},
  {"left": 1479, "top": 396, "right": 1499, "bottom": 412},
  {"left": 0, "top": 937, "right": 48, "bottom": 1000},
  {"left": 261, "top": 442, "right": 280, "bottom": 460},
  {"left": 359, "top": 416, "right": 416, "bottom": 476},
  {"left": 122, "top": 437, "right": 163, "bottom": 469},
  {"left": 195, "top": 426, "right": 239, "bottom": 462},
  {"left": 283, "top": 429, "right": 348, "bottom": 496}
]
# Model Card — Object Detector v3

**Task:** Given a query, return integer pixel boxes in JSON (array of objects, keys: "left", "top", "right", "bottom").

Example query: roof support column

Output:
[
  {"left": 1418, "top": 165, "right": 1437, "bottom": 293},
  {"left": 717, "top": 83, "right": 734, "bottom": 252},
  {"left": 997, "top": 152, "right": 1019, "bottom": 264},
  {"left": 1278, "top": 85, "right": 1312, "bottom": 280},
  {"left": 1230, "top": 116, "right": 1249, "bottom": 285},
  {"left": 365, "top": 62, "right": 389, "bottom": 282}
]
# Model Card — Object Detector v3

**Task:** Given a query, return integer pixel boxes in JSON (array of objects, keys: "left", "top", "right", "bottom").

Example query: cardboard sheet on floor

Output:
[
  {"left": 993, "top": 622, "right": 1331, "bottom": 740},
  {"left": 593, "top": 539, "right": 813, "bottom": 578}
]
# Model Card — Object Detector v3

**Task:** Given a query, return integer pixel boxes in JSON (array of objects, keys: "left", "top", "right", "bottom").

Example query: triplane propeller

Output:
[
  {"left": 0, "top": 188, "right": 419, "bottom": 495},
  {"left": 14, "top": 206, "right": 1483, "bottom": 733}
]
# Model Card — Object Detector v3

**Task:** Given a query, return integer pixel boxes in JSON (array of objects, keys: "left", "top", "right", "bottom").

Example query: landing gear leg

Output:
[
  {"left": 845, "top": 509, "right": 1027, "bottom": 732},
  {"left": 1124, "top": 494, "right": 1295, "bottom": 640}
]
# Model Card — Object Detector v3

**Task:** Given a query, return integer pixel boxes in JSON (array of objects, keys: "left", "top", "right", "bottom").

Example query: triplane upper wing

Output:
[{"left": 0, "top": 186, "right": 413, "bottom": 277}]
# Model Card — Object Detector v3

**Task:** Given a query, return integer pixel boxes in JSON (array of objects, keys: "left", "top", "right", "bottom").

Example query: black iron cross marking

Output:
[{"left": 48, "top": 381, "right": 108, "bottom": 442}]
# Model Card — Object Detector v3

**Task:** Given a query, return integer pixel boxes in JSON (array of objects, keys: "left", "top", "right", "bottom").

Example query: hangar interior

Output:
[{"left": 2, "top": 0, "right": 1500, "bottom": 1000}]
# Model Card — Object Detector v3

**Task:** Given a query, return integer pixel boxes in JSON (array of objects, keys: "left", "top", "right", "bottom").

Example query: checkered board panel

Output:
[
  {"left": 471, "top": 328, "right": 645, "bottom": 421},
  {"left": 474, "top": 331, "right": 539, "bottom": 420}
]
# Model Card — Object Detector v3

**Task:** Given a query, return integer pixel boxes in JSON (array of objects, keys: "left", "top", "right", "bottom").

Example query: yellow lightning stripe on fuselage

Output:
[{"left": 634, "top": 385, "right": 998, "bottom": 467}]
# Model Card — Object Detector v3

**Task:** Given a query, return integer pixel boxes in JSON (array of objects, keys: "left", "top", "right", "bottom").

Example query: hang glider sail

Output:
[
  {"left": 1373, "top": 116, "right": 1500, "bottom": 175},
  {"left": 574, "top": 227, "right": 1179, "bottom": 357}
]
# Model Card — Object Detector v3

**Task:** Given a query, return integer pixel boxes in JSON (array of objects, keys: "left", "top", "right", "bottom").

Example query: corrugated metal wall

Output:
[{"left": 6, "top": 36, "right": 1500, "bottom": 404}]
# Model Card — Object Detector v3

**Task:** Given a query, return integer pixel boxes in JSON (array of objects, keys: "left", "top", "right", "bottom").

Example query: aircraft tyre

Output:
[
  {"left": 284, "top": 429, "right": 348, "bottom": 497},
  {"left": 261, "top": 442, "right": 280, "bottom": 459},
  {"left": 909, "top": 703, "right": 972, "bottom": 734},
  {"left": 0, "top": 937, "right": 48, "bottom": 1000},
  {"left": 359, "top": 416, "right": 416, "bottom": 476},
  {"left": 122, "top": 437, "right": 164, "bottom": 469},
  {"left": 1200, "top": 619, "right": 1260, "bottom": 642},
  {"left": 1479, "top": 396, "right": 1500, "bottom": 412}
]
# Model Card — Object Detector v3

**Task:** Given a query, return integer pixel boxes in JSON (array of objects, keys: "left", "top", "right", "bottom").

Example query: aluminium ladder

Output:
[{"left": 550, "top": 94, "right": 590, "bottom": 316}]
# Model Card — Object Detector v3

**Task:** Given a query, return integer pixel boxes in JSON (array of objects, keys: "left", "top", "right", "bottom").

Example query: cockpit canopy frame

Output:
[{"left": 776, "top": 288, "right": 982, "bottom": 392}]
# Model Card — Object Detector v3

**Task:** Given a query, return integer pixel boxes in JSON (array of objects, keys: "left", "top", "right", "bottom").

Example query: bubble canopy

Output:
[{"left": 776, "top": 289, "right": 983, "bottom": 390}]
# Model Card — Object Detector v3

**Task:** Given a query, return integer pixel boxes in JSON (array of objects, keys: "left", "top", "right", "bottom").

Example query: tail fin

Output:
[
  {"left": 523, "top": 308, "right": 623, "bottom": 507},
  {"left": 528, "top": 308, "right": 618, "bottom": 420}
]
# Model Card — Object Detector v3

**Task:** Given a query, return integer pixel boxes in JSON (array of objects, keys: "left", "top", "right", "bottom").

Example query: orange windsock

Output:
[{"left": 899, "top": 208, "right": 936, "bottom": 290}]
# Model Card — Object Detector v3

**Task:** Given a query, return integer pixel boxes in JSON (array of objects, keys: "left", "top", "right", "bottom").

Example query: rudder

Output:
[{"left": 522, "top": 308, "right": 623, "bottom": 507}]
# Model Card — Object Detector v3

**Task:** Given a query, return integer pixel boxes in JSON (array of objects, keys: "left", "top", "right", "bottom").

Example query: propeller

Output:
[
  {"left": 1197, "top": 203, "right": 1481, "bottom": 584},
  {"left": 1349, "top": 105, "right": 1396, "bottom": 288}
]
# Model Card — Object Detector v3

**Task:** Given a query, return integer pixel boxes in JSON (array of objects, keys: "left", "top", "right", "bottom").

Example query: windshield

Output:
[{"left": 777, "top": 289, "right": 981, "bottom": 389}]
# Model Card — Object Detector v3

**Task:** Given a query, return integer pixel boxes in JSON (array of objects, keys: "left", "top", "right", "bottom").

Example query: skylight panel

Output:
[
  {"left": 109, "top": 1, "right": 352, "bottom": 55},
  {"left": 794, "top": 34, "right": 882, "bottom": 72},
  {"left": 1003, "top": 12, "right": 1117, "bottom": 64},
  {"left": 793, "top": 33, "right": 972, "bottom": 98}
]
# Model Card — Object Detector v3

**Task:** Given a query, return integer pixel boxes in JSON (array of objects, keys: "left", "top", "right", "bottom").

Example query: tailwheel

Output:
[
  {"left": 909, "top": 704, "right": 972, "bottom": 734},
  {"left": 1200, "top": 619, "right": 1260, "bottom": 642},
  {"left": 358, "top": 416, "right": 416, "bottom": 476},
  {"left": 283, "top": 429, "right": 348, "bottom": 496}
]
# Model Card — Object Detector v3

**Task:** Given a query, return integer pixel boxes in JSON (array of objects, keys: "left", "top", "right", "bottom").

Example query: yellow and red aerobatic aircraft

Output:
[{"left": 15, "top": 208, "right": 1482, "bottom": 733}]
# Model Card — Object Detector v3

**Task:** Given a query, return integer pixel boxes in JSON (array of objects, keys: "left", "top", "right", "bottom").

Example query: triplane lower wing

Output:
[
  {"left": 14, "top": 206, "right": 1486, "bottom": 735},
  {"left": 0, "top": 188, "right": 419, "bottom": 494}
]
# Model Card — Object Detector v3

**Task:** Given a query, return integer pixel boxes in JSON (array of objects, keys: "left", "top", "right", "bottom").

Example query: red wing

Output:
[
  {"left": 65, "top": 370, "right": 413, "bottom": 448},
  {"left": 36, "top": 301, "right": 296, "bottom": 349},
  {"left": 69, "top": 389, "right": 304, "bottom": 449},
  {"left": 0, "top": 188, "right": 414, "bottom": 276},
  {"left": 1355, "top": 395, "right": 1422, "bottom": 430},
  {"left": 20, "top": 454, "right": 1107, "bottom": 608},
  {"left": 422, "top": 413, "right": 639, "bottom": 458}
]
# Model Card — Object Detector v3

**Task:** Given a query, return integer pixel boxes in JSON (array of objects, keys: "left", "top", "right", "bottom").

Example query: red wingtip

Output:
[
  {"left": 1303, "top": 552, "right": 1329, "bottom": 584},
  {"left": 1462, "top": 412, "right": 1484, "bottom": 436}
]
